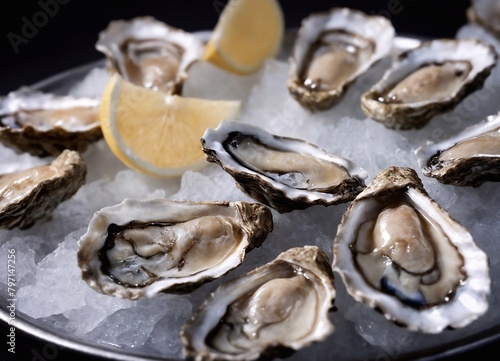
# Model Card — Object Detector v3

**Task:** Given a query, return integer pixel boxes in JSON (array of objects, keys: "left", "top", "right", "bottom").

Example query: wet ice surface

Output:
[{"left": 1, "top": 26, "right": 500, "bottom": 361}]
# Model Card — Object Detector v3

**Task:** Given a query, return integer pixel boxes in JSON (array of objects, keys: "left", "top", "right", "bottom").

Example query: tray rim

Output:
[{"left": 1, "top": 33, "right": 499, "bottom": 361}]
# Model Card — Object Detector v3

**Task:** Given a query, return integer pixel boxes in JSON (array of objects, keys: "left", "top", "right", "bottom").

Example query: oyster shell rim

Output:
[
  {"left": 77, "top": 198, "right": 273, "bottom": 300},
  {"left": 332, "top": 166, "right": 490, "bottom": 333},
  {"left": 0, "top": 88, "right": 102, "bottom": 157},
  {"left": 466, "top": 0, "right": 500, "bottom": 38},
  {"left": 287, "top": 7, "right": 396, "bottom": 112},
  {"left": 95, "top": 15, "right": 204, "bottom": 95},
  {"left": 415, "top": 111, "right": 500, "bottom": 187},
  {"left": 0, "top": 149, "right": 87, "bottom": 230},
  {"left": 360, "top": 38, "right": 498, "bottom": 130},
  {"left": 180, "top": 245, "right": 336, "bottom": 361},
  {"left": 201, "top": 120, "right": 368, "bottom": 213}
]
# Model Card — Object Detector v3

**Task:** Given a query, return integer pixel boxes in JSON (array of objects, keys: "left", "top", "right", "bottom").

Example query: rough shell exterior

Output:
[
  {"left": 180, "top": 246, "right": 335, "bottom": 361},
  {"left": 0, "top": 88, "right": 102, "bottom": 157},
  {"left": 201, "top": 120, "right": 367, "bottom": 213},
  {"left": 0, "top": 150, "right": 86, "bottom": 229},
  {"left": 467, "top": 0, "right": 500, "bottom": 38},
  {"left": 288, "top": 7, "right": 395, "bottom": 112},
  {"left": 361, "top": 39, "right": 498, "bottom": 129},
  {"left": 77, "top": 199, "right": 273, "bottom": 300},
  {"left": 415, "top": 112, "right": 500, "bottom": 187},
  {"left": 332, "top": 166, "right": 490, "bottom": 333},
  {"left": 95, "top": 16, "right": 204, "bottom": 95}
]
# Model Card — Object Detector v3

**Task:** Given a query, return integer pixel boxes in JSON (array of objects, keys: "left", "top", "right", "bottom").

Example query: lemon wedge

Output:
[
  {"left": 204, "top": 0, "right": 285, "bottom": 74},
  {"left": 99, "top": 74, "right": 241, "bottom": 177}
]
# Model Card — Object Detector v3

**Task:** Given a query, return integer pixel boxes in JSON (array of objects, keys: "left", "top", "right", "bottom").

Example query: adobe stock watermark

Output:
[
  {"left": 6, "top": 248, "right": 16, "bottom": 354},
  {"left": 31, "top": 343, "right": 59, "bottom": 361},
  {"left": 7, "top": 0, "right": 71, "bottom": 54}
]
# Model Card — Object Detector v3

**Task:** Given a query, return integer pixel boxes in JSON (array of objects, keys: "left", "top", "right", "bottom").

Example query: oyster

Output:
[
  {"left": 180, "top": 246, "right": 335, "bottom": 361},
  {"left": 332, "top": 167, "right": 490, "bottom": 333},
  {"left": 0, "top": 88, "right": 101, "bottom": 157},
  {"left": 415, "top": 112, "right": 500, "bottom": 187},
  {"left": 0, "top": 150, "right": 86, "bottom": 229},
  {"left": 467, "top": 0, "right": 500, "bottom": 38},
  {"left": 96, "top": 16, "right": 204, "bottom": 94},
  {"left": 77, "top": 199, "right": 273, "bottom": 299},
  {"left": 361, "top": 38, "right": 497, "bottom": 129},
  {"left": 201, "top": 120, "right": 368, "bottom": 213},
  {"left": 288, "top": 7, "right": 395, "bottom": 111}
]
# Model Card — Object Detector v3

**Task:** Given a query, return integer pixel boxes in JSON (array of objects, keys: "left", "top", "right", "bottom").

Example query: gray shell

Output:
[
  {"left": 0, "top": 88, "right": 101, "bottom": 157},
  {"left": 0, "top": 150, "right": 86, "bottom": 229},
  {"left": 467, "top": 0, "right": 500, "bottom": 38},
  {"left": 77, "top": 199, "right": 273, "bottom": 300},
  {"left": 180, "top": 246, "right": 335, "bottom": 361},
  {"left": 201, "top": 120, "right": 368, "bottom": 213},
  {"left": 415, "top": 112, "right": 500, "bottom": 187},
  {"left": 332, "top": 167, "right": 490, "bottom": 333},
  {"left": 96, "top": 16, "right": 204, "bottom": 94},
  {"left": 361, "top": 39, "right": 497, "bottom": 129},
  {"left": 288, "top": 7, "right": 395, "bottom": 111}
]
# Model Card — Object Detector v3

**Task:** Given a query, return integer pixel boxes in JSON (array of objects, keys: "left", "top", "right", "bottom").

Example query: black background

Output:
[
  {"left": 0, "top": 0, "right": 476, "bottom": 94},
  {"left": 1, "top": 0, "right": 499, "bottom": 360}
]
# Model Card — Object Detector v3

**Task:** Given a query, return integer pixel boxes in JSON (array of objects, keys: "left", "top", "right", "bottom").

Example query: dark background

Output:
[
  {"left": 0, "top": 0, "right": 475, "bottom": 95},
  {"left": 1, "top": 0, "right": 499, "bottom": 361}
]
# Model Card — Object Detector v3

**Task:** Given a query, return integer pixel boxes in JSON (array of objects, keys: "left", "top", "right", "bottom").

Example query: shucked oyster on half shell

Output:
[
  {"left": 415, "top": 111, "right": 500, "bottom": 187},
  {"left": 96, "top": 16, "right": 204, "bottom": 94},
  {"left": 361, "top": 38, "right": 497, "bottom": 130},
  {"left": 0, "top": 150, "right": 86, "bottom": 230},
  {"left": 467, "top": 0, "right": 500, "bottom": 38},
  {"left": 288, "top": 7, "right": 395, "bottom": 112},
  {"left": 0, "top": 88, "right": 101, "bottom": 157},
  {"left": 77, "top": 199, "right": 273, "bottom": 300},
  {"left": 180, "top": 246, "right": 336, "bottom": 361},
  {"left": 333, "top": 167, "right": 490, "bottom": 333},
  {"left": 201, "top": 120, "right": 368, "bottom": 213}
]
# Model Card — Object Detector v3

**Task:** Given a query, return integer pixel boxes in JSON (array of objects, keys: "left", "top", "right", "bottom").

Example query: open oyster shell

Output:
[
  {"left": 180, "top": 246, "right": 335, "bottom": 361},
  {"left": 332, "top": 167, "right": 490, "bottom": 333},
  {"left": 361, "top": 38, "right": 497, "bottom": 129},
  {"left": 467, "top": 0, "right": 500, "bottom": 38},
  {"left": 0, "top": 88, "right": 101, "bottom": 157},
  {"left": 77, "top": 199, "right": 273, "bottom": 300},
  {"left": 201, "top": 120, "right": 368, "bottom": 213},
  {"left": 288, "top": 7, "right": 395, "bottom": 111},
  {"left": 415, "top": 112, "right": 500, "bottom": 187},
  {"left": 96, "top": 16, "right": 204, "bottom": 94},
  {"left": 0, "top": 150, "right": 86, "bottom": 229}
]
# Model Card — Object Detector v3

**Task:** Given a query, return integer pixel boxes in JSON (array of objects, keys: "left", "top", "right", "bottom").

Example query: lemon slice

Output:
[
  {"left": 99, "top": 74, "right": 241, "bottom": 177},
  {"left": 204, "top": 0, "right": 285, "bottom": 74}
]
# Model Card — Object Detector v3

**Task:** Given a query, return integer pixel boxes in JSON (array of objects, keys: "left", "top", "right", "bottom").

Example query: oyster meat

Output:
[
  {"left": 0, "top": 150, "right": 86, "bottom": 229},
  {"left": 77, "top": 199, "right": 273, "bottom": 299},
  {"left": 180, "top": 246, "right": 335, "bottom": 361},
  {"left": 361, "top": 38, "right": 497, "bottom": 129},
  {"left": 96, "top": 16, "right": 204, "bottom": 94},
  {"left": 288, "top": 7, "right": 395, "bottom": 111},
  {"left": 0, "top": 88, "right": 101, "bottom": 157},
  {"left": 332, "top": 167, "right": 490, "bottom": 333},
  {"left": 415, "top": 111, "right": 500, "bottom": 187},
  {"left": 467, "top": 0, "right": 500, "bottom": 38},
  {"left": 201, "top": 120, "right": 368, "bottom": 213}
]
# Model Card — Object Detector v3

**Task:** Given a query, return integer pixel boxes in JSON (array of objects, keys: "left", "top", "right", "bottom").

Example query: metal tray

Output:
[{"left": 1, "top": 32, "right": 500, "bottom": 361}]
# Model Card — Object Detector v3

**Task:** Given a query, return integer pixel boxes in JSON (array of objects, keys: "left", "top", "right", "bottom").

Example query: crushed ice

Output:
[{"left": 1, "top": 23, "right": 500, "bottom": 361}]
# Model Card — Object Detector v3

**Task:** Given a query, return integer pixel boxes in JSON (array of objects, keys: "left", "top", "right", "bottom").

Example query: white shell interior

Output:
[
  {"left": 78, "top": 199, "right": 260, "bottom": 299},
  {"left": 415, "top": 111, "right": 500, "bottom": 169},
  {"left": 292, "top": 8, "right": 395, "bottom": 84},
  {"left": 366, "top": 39, "right": 497, "bottom": 108},
  {"left": 202, "top": 120, "right": 368, "bottom": 203},
  {"left": 333, "top": 188, "right": 490, "bottom": 333},
  {"left": 0, "top": 88, "right": 99, "bottom": 131}
]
